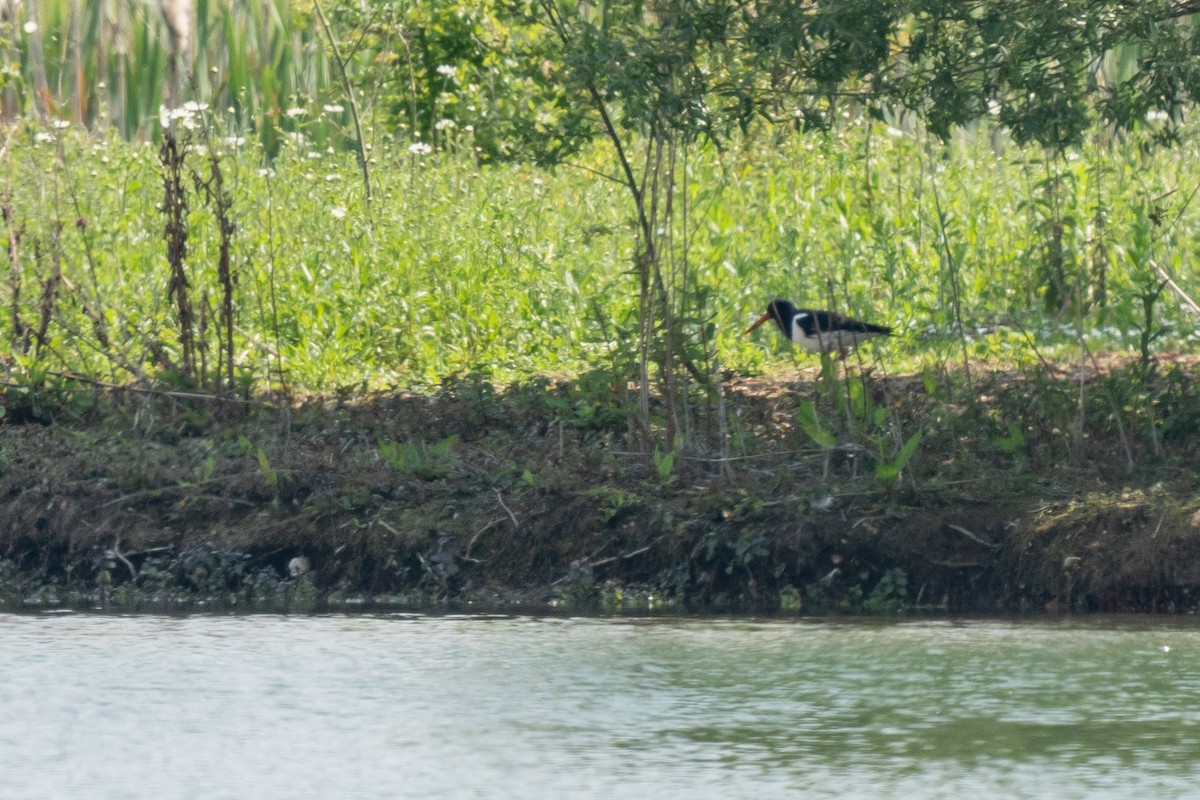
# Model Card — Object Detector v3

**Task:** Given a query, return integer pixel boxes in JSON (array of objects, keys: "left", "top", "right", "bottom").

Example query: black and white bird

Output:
[{"left": 744, "top": 299, "right": 892, "bottom": 354}]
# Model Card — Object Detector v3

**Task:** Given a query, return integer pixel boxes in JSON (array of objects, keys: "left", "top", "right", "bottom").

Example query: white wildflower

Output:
[
  {"left": 886, "top": 126, "right": 905, "bottom": 138},
  {"left": 322, "top": 104, "right": 345, "bottom": 114},
  {"left": 324, "top": 174, "right": 339, "bottom": 182},
  {"left": 52, "top": 119, "right": 70, "bottom": 129},
  {"left": 408, "top": 142, "right": 433, "bottom": 156},
  {"left": 23, "top": 21, "right": 37, "bottom": 34},
  {"left": 331, "top": 206, "right": 347, "bottom": 220},
  {"left": 183, "top": 101, "right": 209, "bottom": 113},
  {"left": 223, "top": 136, "right": 245, "bottom": 148},
  {"left": 286, "top": 107, "right": 306, "bottom": 118},
  {"left": 160, "top": 104, "right": 200, "bottom": 128},
  {"left": 434, "top": 118, "right": 456, "bottom": 131},
  {"left": 1145, "top": 109, "right": 1169, "bottom": 122},
  {"left": 34, "top": 132, "right": 53, "bottom": 143},
  {"left": 436, "top": 64, "right": 457, "bottom": 79},
  {"left": 987, "top": 99, "right": 1002, "bottom": 116}
]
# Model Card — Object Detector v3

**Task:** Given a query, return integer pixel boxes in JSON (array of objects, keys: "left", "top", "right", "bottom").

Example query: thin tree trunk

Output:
[
  {"left": 0, "top": 0, "right": 19, "bottom": 120},
  {"left": 95, "top": 0, "right": 109, "bottom": 131},
  {"left": 312, "top": 0, "right": 373, "bottom": 205},
  {"left": 26, "top": 0, "right": 51, "bottom": 122},
  {"left": 69, "top": 0, "right": 84, "bottom": 126},
  {"left": 114, "top": 0, "right": 127, "bottom": 135},
  {"left": 160, "top": 0, "right": 193, "bottom": 110}
]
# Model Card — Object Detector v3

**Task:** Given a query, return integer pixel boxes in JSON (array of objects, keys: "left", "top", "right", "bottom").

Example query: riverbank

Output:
[{"left": 2, "top": 360, "right": 1199, "bottom": 614}]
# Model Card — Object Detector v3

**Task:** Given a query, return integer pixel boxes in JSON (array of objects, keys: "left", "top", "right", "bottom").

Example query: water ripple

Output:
[{"left": 2, "top": 614, "right": 1199, "bottom": 799}]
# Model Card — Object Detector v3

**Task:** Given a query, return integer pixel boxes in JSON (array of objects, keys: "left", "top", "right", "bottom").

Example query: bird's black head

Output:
[
  {"left": 766, "top": 299, "right": 797, "bottom": 329},
  {"left": 745, "top": 299, "right": 797, "bottom": 336}
]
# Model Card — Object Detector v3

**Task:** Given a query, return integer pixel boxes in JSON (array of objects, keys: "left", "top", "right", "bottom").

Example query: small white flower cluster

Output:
[
  {"left": 436, "top": 64, "right": 457, "bottom": 80},
  {"left": 408, "top": 142, "right": 433, "bottom": 156},
  {"left": 159, "top": 101, "right": 210, "bottom": 130},
  {"left": 34, "top": 119, "right": 73, "bottom": 142},
  {"left": 1145, "top": 109, "right": 1170, "bottom": 122}
]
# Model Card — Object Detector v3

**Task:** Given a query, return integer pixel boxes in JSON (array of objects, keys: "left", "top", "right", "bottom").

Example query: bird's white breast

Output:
[{"left": 789, "top": 313, "right": 810, "bottom": 344}]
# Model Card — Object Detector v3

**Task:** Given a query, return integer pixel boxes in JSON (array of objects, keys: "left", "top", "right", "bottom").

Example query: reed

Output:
[{"left": 17, "top": 0, "right": 335, "bottom": 142}]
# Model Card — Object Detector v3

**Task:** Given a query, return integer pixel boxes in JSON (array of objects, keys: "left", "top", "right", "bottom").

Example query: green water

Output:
[{"left": 2, "top": 615, "right": 1198, "bottom": 799}]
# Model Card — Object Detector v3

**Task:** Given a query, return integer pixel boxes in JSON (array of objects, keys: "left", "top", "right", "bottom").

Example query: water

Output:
[{"left": 2, "top": 614, "right": 1199, "bottom": 800}]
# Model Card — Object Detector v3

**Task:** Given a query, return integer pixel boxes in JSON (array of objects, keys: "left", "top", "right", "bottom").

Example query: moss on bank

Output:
[{"left": 2, "top": 362, "right": 1200, "bottom": 614}]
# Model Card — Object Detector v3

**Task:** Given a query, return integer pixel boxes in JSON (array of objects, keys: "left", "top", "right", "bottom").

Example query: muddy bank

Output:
[{"left": 2, "top": 365, "right": 1199, "bottom": 613}]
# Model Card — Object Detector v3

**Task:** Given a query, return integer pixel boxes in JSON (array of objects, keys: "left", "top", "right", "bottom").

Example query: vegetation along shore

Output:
[{"left": 3, "top": 0, "right": 1200, "bottom": 612}]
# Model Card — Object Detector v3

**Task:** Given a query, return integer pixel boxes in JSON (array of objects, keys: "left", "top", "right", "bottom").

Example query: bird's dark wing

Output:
[{"left": 818, "top": 311, "right": 892, "bottom": 336}]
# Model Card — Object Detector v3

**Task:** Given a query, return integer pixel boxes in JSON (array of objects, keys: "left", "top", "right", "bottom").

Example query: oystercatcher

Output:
[{"left": 744, "top": 299, "right": 892, "bottom": 354}]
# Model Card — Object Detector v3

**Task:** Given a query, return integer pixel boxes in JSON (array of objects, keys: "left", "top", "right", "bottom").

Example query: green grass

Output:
[{"left": 3, "top": 112, "right": 1200, "bottom": 395}]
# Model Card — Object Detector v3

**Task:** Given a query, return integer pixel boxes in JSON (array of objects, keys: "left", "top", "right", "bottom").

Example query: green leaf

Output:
[
  {"left": 921, "top": 369, "right": 939, "bottom": 398},
  {"left": 994, "top": 422, "right": 1027, "bottom": 454},
  {"left": 256, "top": 447, "right": 278, "bottom": 489},
  {"left": 432, "top": 434, "right": 459, "bottom": 456},
  {"left": 797, "top": 401, "right": 837, "bottom": 449},
  {"left": 877, "top": 430, "right": 921, "bottom": 484},
  {"left": 653, "top": 446, "right": 677, "bottom": 481},
  {"left": 893, "top": 431, "right": 922, "bottom": 472}
]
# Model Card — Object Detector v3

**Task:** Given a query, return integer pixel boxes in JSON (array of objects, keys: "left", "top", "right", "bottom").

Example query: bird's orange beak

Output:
[{"left": 744, "top": 312, "right": 771, "bottom": 335}]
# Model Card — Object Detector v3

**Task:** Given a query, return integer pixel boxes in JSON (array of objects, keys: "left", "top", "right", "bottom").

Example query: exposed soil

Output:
[{"left": 2, "top": 362, "right": 1200, "bottom": 614}]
